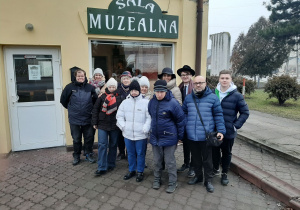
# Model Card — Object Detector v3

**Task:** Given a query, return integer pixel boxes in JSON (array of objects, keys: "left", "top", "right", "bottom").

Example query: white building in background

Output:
[{"left": 209, "top": 32, "right": 231, "bottom": 76}]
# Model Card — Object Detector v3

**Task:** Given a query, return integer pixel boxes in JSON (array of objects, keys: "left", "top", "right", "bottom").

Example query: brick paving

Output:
[{"left": 0, "top": 145, "right": 286, "bottom": 210}]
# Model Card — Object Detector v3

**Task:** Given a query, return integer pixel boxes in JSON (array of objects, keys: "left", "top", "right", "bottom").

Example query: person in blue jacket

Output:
[
  {"left": 212, "top": 70, "right": 249, "bottom": 186},
  {"left": 183, "top": 76, "right": 226, "bottom": 193},
  {"left": 148, "top": 80, "right": 185, "bottom": 193},
  {"left": 60, "top": 67, "right": 98, "bottom": 165}
]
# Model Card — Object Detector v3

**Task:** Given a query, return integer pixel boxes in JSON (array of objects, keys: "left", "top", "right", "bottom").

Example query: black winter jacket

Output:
[
  {"left": 215, "top": 89, "right": 249, "bottom": 139},
  {"left": 91, "top": 88, "right": 122, "bottom": 131},
  {"left": 60, "top": 78, "right": 97, "bottom": 125}
]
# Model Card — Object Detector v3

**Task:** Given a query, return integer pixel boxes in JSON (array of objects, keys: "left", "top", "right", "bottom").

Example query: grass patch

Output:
[{"left": 245, "top": 89, "right": 300, "bottom": 121}]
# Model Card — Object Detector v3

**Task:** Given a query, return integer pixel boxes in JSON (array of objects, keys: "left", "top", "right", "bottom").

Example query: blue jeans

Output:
[
  {"left": 97, "top": 129, "right": 119, "bottom": 171},
  {"left": 124, "top": 138, "right": 147, "bottom": 173}
]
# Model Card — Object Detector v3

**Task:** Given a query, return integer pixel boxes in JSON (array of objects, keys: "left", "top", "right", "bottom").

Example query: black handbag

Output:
[{"left": 192, "top": 96, "right": 223, "bottom": 147}]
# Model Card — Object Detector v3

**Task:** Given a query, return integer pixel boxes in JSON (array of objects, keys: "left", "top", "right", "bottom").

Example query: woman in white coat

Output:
[{"left": 116, "top": 80, "right": 151, "bottom": 182}]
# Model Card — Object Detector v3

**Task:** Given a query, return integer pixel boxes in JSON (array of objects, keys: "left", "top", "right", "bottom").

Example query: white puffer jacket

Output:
[{"left": 116, "top": 94, "right": 151, "bottom": 140}]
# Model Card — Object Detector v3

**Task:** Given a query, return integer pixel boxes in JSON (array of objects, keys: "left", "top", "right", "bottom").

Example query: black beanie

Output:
[
  {"left": 154, "top": 80, "right": 168, "bottom": 92},
  {"left": 129, "top": 80, "right": 141, "bottom": 92}
]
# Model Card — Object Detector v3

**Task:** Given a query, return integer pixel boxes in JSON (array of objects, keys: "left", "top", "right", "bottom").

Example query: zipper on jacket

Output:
[
  {"left": 164, "top": 131, "right": 175, "bottom": 135},
  {"left": 132, "top": 98, "right": 136, "bottom": 140},
  {"left": 156, "top": 101, "right": 161, "bottom": 145}
]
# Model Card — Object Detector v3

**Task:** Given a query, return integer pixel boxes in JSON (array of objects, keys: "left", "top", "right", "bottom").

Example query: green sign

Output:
[{"left": 87, "top": 0, "right": 178, "bottom": 39}]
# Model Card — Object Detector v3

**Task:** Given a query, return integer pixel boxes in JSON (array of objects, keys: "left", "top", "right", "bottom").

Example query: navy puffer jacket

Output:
[
  {"left": 60, "top": 78, "right": 97, "bottom": 125},
  {"left": 215, "top": 89, "right": 249, "bottom": 139},
  {"left": 148, "top": 91, "right": 186, "bottom": 147},
  {"left": 182, "top": 88, "right": 226, "bottom": 141}
]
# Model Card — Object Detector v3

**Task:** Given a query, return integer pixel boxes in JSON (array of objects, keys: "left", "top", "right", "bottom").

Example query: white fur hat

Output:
[
  {"left": 93, "top": 68, "right": 104, "bottom": 76},
  {"left": 106, "top": 77, "right": 118, "bottom": 88},
  {"left": 138, "top": 76, "right": 150, "bottom": 88}
]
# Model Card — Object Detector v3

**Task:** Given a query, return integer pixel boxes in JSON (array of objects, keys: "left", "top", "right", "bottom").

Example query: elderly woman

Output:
[
  {"left": 158, "top": 67, "right": 182, "bottom": 105},
  {"left": 116, "top": 71, "right": 132, "bottom": 160}
]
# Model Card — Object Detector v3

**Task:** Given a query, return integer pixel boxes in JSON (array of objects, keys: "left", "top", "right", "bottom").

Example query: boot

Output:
[
  {"left": 72, "top": 156, "right": 80, "bottom": 166},
  {"left": 123, "top": 171, "right": 136, "bottom": 180},
  {"left": 86, "top": 153, "right": 96, "bottom": 163},
  {"left": 166, "top": 182, "right": 177, "bottom": 193},
  {"left": 221, "top": 173, "right": 229, "bottom": 186},
  {"left": 152, "top": 177, "right": 161, "bottom": 190},
  {"left": 204, "top": 181, "right": 214, "bottom": 193},
  {"left": 188, "top": 176, "right": 203, "bottom": 185},
  {"left": 136, "top": 172, "right": 144, "bottom": 182}
]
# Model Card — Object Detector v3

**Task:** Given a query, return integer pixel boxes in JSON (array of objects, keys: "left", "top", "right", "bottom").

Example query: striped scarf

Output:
[{"left": 102, "top": 92, "right": 118, "bottom": 115}]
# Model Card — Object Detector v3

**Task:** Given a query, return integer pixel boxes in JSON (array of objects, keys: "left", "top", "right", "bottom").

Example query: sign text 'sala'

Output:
[{"left": 87, "top": 0, "right": 178, "bottom": 39}]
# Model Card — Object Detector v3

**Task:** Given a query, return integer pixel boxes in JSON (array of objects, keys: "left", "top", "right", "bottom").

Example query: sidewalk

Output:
[{"left": 231, "top": 110, "right": 300, "bottom": 210}]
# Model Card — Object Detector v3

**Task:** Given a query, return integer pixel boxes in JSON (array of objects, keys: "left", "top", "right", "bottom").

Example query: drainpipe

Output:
[{"left": 195, "top": 0, "right": 203, "bottom": 75}]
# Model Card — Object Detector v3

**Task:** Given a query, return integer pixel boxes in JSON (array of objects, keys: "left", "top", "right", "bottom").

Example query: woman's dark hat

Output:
[
  {"left": 177, "top": 65, "right": 195, "bottom": 76},
  {"left": 158, "top": 67, "right": 176, "bottom": 80}
]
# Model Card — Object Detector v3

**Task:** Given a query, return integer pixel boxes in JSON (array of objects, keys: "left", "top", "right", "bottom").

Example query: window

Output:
[{"left": 90, "top": 40, "right": 173, "bottom": 84}]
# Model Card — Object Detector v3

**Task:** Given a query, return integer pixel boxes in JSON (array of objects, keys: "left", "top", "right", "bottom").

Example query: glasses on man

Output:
[
  {"left": 194, "top": 82, "right": 206, "bottom": 86},
  {"left": 181, "top": 74, "right": 191, "bottom": 77}
]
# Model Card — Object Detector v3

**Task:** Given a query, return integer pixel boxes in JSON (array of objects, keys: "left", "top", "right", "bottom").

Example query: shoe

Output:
[
  {"left": 94, "top": 170, "right": 106, "bottom": 176},
  {"left": 123, "top": 171, "right": 136, "bottom": 180},
  {"left": 116, "top": 153, "right": 126, "bottom": 161},
  {"left": 136, "top": 172, "right": 144, "bottom": 182},
  {"left": 204, "top": 181, "right": 214, "bottom": 193},
  {"left": 72, "top": 156, "right": 80, "bottom": 166},
  {"left": 86, "top": 153, "right": 96, "bottom": 163},
  {"left": 187, "top": 169, "right": 195, "bottom": 178},
  {"left": 152, "top": 178, "right": 161, "bottom": 190},
  {"left": 221, "top": 173, "right": 229, "bottom": 186},
  {"left": 212, "top": 168, "right": 220, "bottom": 176},
  {"left": 177, "top": 164, "right": 189, "bottom": 172},
  {"left": 188, "top": 177, "right": 203, "bottom": 185},
  {"left": 107, "top": 166, "right": 115, "bottom": 172},
  {"left": 166, "top": 182, "right": 178, "bottom": 193}
]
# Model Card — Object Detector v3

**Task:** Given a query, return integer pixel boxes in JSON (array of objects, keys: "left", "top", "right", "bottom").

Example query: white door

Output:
[{"left": 4, "top": 47, "right": 65, "bottom": 151}]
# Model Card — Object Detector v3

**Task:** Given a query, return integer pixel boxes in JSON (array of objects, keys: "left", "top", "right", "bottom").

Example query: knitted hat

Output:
[
  {"left": 93, "top": 68, "right": 104, "bottom": 76},
  {"left": 157, "top": 67, "right": 176, "bottom": 80},
  {"left": 120, "top": 71, "right": 132, "bottom": 78},
  {"left": 129, "top": 80, "right": 141, "bottom": 92},
  {"left": 154, "top": 80, "right": 168, "bottom": 92},
  {"left": 138, "top": 76, "right": 150, "bottom": 88},
  {"left": 106, "top": 77, "right": 118, "bottom": 88}
]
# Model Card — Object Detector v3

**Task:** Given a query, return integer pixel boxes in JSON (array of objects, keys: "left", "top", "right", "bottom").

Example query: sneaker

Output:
[
  {"left": 188, "top": 176, "right": 203, "bottom": 185},
  {"left": 166, "top": 182, "right": 178, "bottom": 193},
  {"left": 72, "top": 156, "right": 80, "bottom": 166},
  {"left": 204, "top": 181, "right": 214, "bottom": 193},
  {"left": 94, "top": 170, "right": 106, "bottom": 176},
  {"left": 177, "top": 164, "right": 189, "bottom": 172},
  {"left": 123, "top": 171, "right": 136, "bottom": 180},
  {"left": 212, "top": 168, "right": 220, "bottom": 176},
  {"left": 152, "top": 178, "right": 161, "bottom": 190},
  {"left": 187, "top": 169, "right": 195, "bottom": 178},
  {"left": 221, "top": 173, "right": 229, "bottom": 186},
  {"left": 116, "top": 153, "right": 126, "bottom": 161},
  {"left": 136, "top": 172, "right": 144, "bottom": 182},
  {"left": 85, "top": 153, "right": 96, "bottom": 163}
]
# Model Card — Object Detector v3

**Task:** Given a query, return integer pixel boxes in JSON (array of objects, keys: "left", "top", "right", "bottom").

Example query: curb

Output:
[
  {"left": 237, "top": 134, "right": 300, "bottom": 165},
  {"left": 231, "top": 155, "right": 300, "bottom": 210}
]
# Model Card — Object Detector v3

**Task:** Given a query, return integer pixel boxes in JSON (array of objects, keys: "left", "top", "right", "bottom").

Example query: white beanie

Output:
[
  {"left": 138, "top": 76, "right": 150, "bottom": 88},
  {"left": 106, "top": 77, "right": 118, "bottom": 88},
  {"left": 93, "top": 68, "right": 104, "bottom": 76}
]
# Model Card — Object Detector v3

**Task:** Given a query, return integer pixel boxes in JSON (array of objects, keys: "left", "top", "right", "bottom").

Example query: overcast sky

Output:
[{"left": 207, "top": 0, "right": 271, "bottom": 51}]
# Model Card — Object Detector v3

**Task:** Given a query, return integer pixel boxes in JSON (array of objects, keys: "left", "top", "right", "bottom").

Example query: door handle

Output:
[{"left": 11, "top": 95, "right": 19, "bottom": 104}]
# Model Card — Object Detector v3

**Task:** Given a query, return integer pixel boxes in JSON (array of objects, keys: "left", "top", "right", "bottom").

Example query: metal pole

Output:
[
  {"left": 242, "top": 78, "right": 246, "bottom": 98},
  {"left": 195, "top": 0, "right": 203, "bottom": 76}
]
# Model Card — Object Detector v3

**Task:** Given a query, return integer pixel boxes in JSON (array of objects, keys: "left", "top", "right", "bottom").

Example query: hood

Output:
[
  {"left": 166, "top": 78, "right": 177, "bottom": 90},
  {"left": 73, "top": 77, "right": 88, "bottom": 86},
  {"left": 216, "top": 82, "right": 237, "bottom": 94}
]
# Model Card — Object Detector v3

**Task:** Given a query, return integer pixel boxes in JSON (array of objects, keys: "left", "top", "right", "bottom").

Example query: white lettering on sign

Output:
[
  {"left": 118, "top": 16, "right": 125, "bottom": 30},
  {"left": 115, "top": 0, "right": 155, "bottom": 13},
  {"left": 149, "top": 19, "right": 156, "bottom": 33},
  {"left": 138, "top": 18, "right": 146, "bottom": 32},
  {"left": 159, "top": 19, "right": 167, "bottom": 33},
  {"left": 90, "top": 14, "right": 101, "bottom": 29},
  {"left": 128, "top": 17, "right": 136, "bottom": 31},
  {"left": 170, "top": 21, "right": 177, "bottom": 34},
  {"left": 105, "top": 15, "right": 114, "bottom": 30}
]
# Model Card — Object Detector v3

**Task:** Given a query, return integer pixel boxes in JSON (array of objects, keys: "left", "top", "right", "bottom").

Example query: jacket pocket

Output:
[{"left": 164, "top": 131, "right": 176, "bottom": 136}]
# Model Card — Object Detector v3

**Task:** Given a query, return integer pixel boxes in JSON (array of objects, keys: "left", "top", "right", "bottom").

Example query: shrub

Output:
[
  {"left": 264, "top": 75, "right": 300, "bottom": 105},
  {"left": 206, "top": 76, "right": 256, "bottom": 95}
]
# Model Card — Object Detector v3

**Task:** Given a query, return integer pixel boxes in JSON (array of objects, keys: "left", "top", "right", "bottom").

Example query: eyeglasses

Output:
[
  {"left": 194, "top": 82, "right": 206, "bottom": 85},
  {"left": 181, "top": 74, "right": 191, "bottom": 77}
]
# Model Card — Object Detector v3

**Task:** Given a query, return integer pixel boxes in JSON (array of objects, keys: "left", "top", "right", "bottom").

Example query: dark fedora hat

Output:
[
  {"left": 177, "top": 65, "right": 195, "bottom": 76},
  {"left": 158, "top": 67, "right": 176, "bottom": 80}
]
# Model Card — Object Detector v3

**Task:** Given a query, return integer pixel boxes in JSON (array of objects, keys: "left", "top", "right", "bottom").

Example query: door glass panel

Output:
[{"left": 13, "top": 54, "right": 54, "bottom": 102}]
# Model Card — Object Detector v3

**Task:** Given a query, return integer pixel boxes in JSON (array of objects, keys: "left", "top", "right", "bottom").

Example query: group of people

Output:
[{"left": 60, "top": 65, "right": 249, "bottom": 194}]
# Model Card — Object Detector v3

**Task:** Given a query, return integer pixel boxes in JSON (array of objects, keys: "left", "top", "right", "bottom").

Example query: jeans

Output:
[
  {"left": 152, "top": 145, "right": 177, "bottom": 183},
  {"left": 97, "top": 129, "right": 119, "bottom": 171},
  {"left": 212, "top": 137, "right": 235, "bottom": 174},
  {"left": 124, "top": 138, "right": 147, "bottom": 173},
  {"left": 70, "top": 124, "right": 94, "bottom": 157},
  {"left": 188, "top": 140, "right": 213, "bottom": 182}
]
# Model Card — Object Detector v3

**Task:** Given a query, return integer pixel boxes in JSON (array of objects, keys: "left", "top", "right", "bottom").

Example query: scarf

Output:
[
  {"left": 193, "top": 87, "right": 206, "bottom": 98},
  {"left": 102, "top": 90, "right": 118, "bottom": 115},
  {"left": 121, "top": 83, "right": 130, "bottom": 92}
]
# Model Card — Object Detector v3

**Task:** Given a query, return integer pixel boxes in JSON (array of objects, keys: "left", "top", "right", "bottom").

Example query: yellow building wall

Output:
[{"left": 0, "top": 0, "right": 208, "bottom": 153}]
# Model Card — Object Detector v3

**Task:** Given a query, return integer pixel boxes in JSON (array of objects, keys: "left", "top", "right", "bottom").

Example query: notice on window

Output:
[
  {"left": 39, "top": 61, "right": 53, "bottom": 77},
  {"left": 28, "top": 65, "right": 41, "bottom": 80}
]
